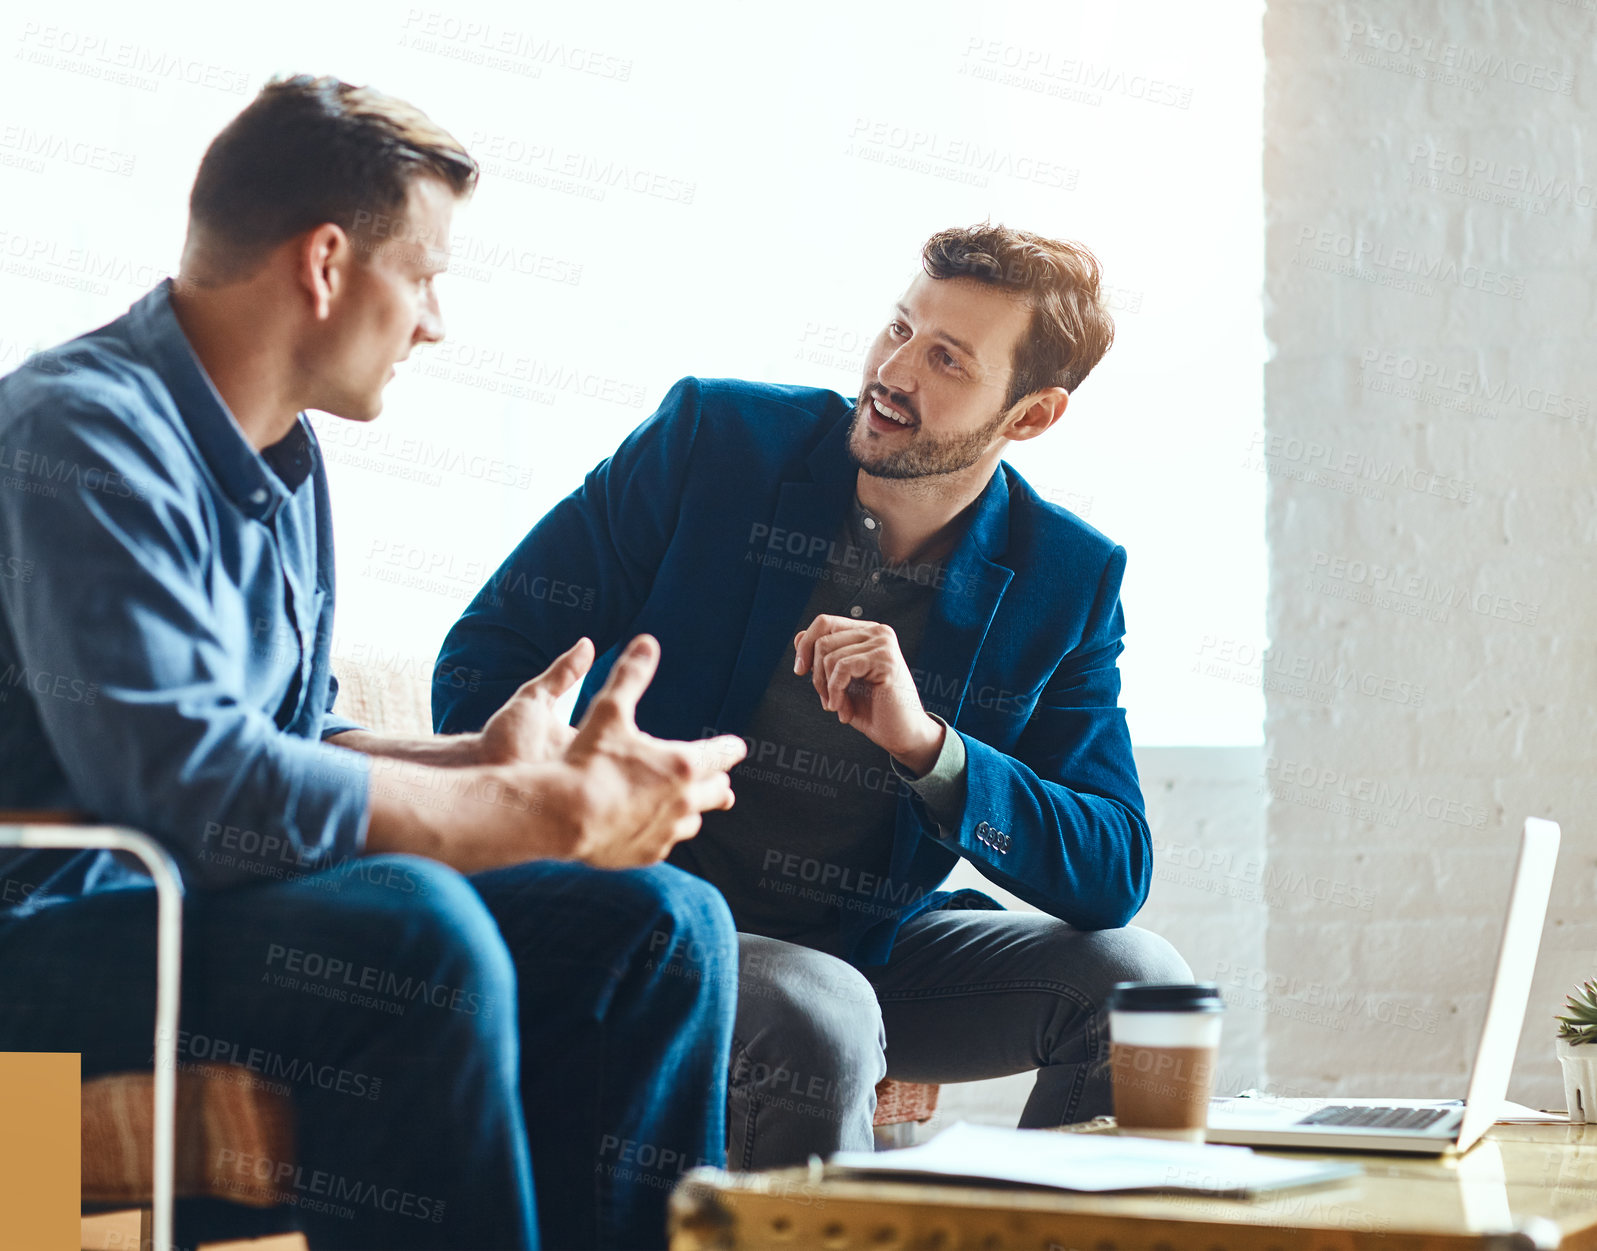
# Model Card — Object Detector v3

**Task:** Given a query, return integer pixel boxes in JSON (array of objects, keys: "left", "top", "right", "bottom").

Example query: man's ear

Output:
[
  {"left": 1003, "top": 387, "right": 1070, "bottom": 443},
  {"left": 296, "top": 223, "right": 352, "bottom": 321}
]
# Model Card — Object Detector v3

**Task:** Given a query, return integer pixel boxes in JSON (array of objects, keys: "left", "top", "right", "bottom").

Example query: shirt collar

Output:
[
  {"left": 847, "top": 494, "right": 885, "bottom": 552},
  {"left": 127, "top": 279, "right": 316, "bottom": 522},
  {"left": 847, "top": 494, "right": 951, "bottom": 587}
]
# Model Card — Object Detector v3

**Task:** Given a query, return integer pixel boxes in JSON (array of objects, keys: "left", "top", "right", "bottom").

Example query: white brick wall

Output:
[{"left": 1264, "top": 0, "right": 1590, "bottom": 1109}]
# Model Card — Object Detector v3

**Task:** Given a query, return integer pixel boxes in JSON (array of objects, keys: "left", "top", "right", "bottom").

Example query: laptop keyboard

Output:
[{"left": 1295, "top": 1105, "right": 1451, "bottom": 1131}]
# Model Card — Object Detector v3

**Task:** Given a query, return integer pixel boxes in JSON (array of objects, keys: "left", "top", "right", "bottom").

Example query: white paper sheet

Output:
[{"left": 828, "top": 1122, "right": 1360, "bottom": 1196}]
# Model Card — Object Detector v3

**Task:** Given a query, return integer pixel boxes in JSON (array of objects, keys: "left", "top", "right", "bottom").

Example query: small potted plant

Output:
[{"left": 1557, "top": 979, "right": 1597, "bottom": 1121}]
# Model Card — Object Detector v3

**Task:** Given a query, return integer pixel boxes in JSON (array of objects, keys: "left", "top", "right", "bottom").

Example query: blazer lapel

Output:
[{"left": 909, "top": 467, "right": 1016, "bottom": 724}]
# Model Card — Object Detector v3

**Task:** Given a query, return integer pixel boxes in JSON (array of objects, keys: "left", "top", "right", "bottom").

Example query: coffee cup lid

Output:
[{"left": 1107, "top": 982, "right": 1224, "bottom": 1012}]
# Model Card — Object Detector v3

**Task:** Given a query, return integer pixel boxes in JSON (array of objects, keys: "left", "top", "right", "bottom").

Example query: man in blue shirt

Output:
[
  {"left": 434, "top": 225, "right": 1193, "bottom": 1168},
  {"left": 0, "top": 76, "right": 745, "bottom": 1250}
]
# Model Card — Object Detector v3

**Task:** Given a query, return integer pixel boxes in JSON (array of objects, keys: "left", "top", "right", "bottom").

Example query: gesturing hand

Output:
[
  {"left": 793, "top": 614, "right": 945, "bottom": 776},
  {"left": 475, "top": 637, "right": 594, "bottom": 766},
  {"left": 559, "top": 634, "right": 748, "bottom": 868}
]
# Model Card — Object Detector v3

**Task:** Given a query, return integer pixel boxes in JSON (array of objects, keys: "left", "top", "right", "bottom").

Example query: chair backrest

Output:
[{"left": 331, "top": 653, "right": 434, "bottom": 738}]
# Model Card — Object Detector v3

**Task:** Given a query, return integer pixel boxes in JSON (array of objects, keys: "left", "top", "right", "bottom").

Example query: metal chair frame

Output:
[{"left": 0, "top": 823, "right": 183, "bottom": 1251}]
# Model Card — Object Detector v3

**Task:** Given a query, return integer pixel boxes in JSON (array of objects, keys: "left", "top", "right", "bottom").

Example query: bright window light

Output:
[{"left": 0, "top": 0, "right": 1264, "bottom": 745}]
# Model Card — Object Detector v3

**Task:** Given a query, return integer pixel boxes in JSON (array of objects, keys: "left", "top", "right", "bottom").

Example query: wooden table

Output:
[{"left": 668, "top": 1124, "right": 1597, "bottom": 1250}]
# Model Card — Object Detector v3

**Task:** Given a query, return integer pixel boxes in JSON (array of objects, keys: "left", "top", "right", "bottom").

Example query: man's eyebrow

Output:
[{"left": 895, "top": 303, "right": 979, "bottom": 361}]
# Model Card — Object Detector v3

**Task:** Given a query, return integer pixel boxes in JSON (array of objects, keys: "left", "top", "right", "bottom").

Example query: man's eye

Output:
[
  {"left": 939, "top": 350, "right": 959, "bottom": 369},
  {"left": 888, "top": 321, "right": 907, "bottom": 338}
]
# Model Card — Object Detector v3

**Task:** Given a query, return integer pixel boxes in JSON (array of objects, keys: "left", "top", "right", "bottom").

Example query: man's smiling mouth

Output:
[{"left": 871, "top": 395, "right": 915, "bottom": 427}]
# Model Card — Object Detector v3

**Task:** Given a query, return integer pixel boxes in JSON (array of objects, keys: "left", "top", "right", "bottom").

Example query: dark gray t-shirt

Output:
[{"left": 673, "top": 496, "right": 966, "bottom": 954}]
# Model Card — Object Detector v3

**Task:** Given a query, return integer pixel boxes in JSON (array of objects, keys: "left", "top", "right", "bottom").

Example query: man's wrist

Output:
[
  {"left": 327, "top": 728, "right": 487, "bottom": 768},
  {"left": 892, "top": 715, "right": 947, "bottom": 779}
]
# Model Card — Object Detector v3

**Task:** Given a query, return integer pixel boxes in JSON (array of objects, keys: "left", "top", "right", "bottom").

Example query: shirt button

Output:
[
  {"left": 250, "top": 488, "right": 268, "bottom": 504},
  {"left": 870, "top": 571, "right": 881, "bottom": 583},
  {"left": 863, "top": 516, "right": 877, "bottom": 530},
  {"left": 849, "top": 605, "right": 864, "bottom": 618}
]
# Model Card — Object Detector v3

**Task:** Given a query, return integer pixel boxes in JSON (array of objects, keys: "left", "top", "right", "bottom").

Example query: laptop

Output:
[{"left": 1205, "top": 816, "right": 1560, "bottom": 1155}]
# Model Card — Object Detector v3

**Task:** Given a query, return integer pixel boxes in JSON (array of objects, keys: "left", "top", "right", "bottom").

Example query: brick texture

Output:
[{"left": 1265, "top": 0, "right": 1591, "bottom": 1108}]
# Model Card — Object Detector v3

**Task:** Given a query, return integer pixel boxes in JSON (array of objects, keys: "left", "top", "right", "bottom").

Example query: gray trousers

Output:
[{"left": 727, "top": 908, "right": 1192, "bottom": 1170}]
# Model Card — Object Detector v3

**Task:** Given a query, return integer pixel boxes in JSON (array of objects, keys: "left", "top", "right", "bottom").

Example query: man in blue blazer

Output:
[{"left": 435, "top": 224, "right": 1191, "bottom": 1167}]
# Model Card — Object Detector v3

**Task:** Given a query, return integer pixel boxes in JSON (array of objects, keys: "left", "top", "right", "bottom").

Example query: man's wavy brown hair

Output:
[{"left": 921, "top": 224, "right": 1115, "bottom": 405}]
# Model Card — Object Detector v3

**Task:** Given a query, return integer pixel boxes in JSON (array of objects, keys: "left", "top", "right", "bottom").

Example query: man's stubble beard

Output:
[{"left": 846, "top": 396, "right": 1011, "bottom": 481}]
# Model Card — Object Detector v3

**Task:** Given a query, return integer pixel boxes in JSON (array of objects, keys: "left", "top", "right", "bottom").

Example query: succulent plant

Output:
[{"left": 1558, "top": 980, "right": 1597, "bottom": 1045}]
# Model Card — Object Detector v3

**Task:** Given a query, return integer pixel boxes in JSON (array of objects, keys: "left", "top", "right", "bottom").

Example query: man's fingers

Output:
[
  {"left": 794, "top": 614, "right": 856, "bottom": 676},
  {"left": 683, "top": 772, "right": 737, "bottom": 814},
  {"left": 691, "top": 733, "right": 748, "bottom": 774},
  {"left": 525, "top": 637, "right": 595, "bottom": 700},
  {"left": 583, "top": 634, "right": 659, "bottom": 727},
  {"left": 793, "top": 628, "right": 813, "bottom": 676},
  {"left": 822, "top": 643, "right": 879, "bottom": 708}
]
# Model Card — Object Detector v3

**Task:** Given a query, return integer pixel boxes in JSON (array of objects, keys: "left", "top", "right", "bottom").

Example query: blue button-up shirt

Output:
[{"left": 0, "top": 281, "right": 370, "bottom": 917}]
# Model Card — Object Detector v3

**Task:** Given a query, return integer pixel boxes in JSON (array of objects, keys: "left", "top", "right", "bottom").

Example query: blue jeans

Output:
[
  {"left": 728, "top": 908, "right": 1192, "bottom": 1169},
  {"left": 0, "top": 855, "right": 737, "bottom": 1250}
]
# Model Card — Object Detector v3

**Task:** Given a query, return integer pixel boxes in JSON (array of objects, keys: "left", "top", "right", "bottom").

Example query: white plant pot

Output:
[{"left": 1557, "top": 1037, "right": 1597, "bottom": 1121}]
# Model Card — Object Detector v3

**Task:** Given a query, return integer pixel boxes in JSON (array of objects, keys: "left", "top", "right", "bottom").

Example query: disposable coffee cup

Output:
[{"left": 1106, "top": 982, "right": 1224, "bottom": 1142}]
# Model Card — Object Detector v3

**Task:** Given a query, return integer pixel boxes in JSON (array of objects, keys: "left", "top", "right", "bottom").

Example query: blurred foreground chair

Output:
[{"left": 0, "top": 816, "right": 300, "bottom": 1251}]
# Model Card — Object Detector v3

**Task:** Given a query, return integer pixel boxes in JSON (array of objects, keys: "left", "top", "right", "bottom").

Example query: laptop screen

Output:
[{"left": 1456, "top": 818, "right": 1560, "bottom": 1150}]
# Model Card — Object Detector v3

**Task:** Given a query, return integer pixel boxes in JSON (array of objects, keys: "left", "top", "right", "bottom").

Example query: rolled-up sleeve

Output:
[
  {"left": 320, "top": 672, "right": 367, "bottom": 740},
  {"left": 0, "top": 400, "right": 369, "bottom": 888}
]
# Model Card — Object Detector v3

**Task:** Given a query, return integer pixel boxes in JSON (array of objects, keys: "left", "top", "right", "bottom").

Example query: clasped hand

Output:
[{"left": 792, "top": 614, "right": 945, "bottom": 777}]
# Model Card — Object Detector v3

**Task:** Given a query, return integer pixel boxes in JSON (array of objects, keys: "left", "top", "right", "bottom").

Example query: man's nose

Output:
[
  {"left": 416, "top": 288, "right": 445, "bottom": 345},
  {"left": 876, "top": 344, "right": 916, "bottom": 394}
]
